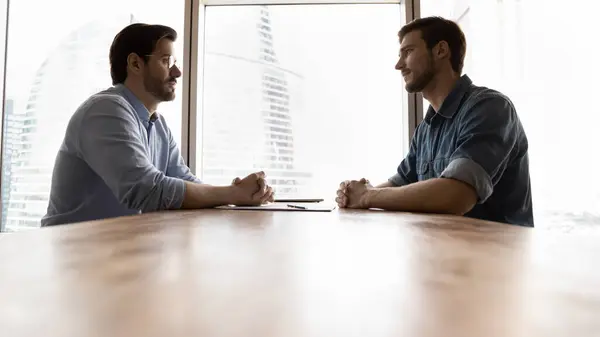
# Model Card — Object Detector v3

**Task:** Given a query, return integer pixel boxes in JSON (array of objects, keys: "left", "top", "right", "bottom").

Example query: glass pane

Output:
[
  {"left": 1, "top": 1, "right": 185, "bottom": 231},
  {"left": 199, "top": 4, "right": 407, "bottom": 200},
  {"left": 421, "top": 0, "right": 600, "bottom": 229}
]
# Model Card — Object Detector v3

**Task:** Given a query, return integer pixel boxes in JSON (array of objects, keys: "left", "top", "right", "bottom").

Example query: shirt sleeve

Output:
[
  {"left": 389, "top": 129, "right": 419, "bottom": 186},
  {"left": 77, "top": 97, "right": 185, "bottom": 212},
  {"left": 440, "top": 95, "right": 520, "bottom": 203},
  {"left": 164, "top": 120, "right": 202, "bottom": 183}
]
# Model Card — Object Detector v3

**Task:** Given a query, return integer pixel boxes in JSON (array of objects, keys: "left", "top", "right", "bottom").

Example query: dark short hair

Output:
[
  {"left": 399, "top": 16, "right": 466, "bottom": 74},
  {"left": 109, "top": 23, "right": 177, "bottom": 85}
]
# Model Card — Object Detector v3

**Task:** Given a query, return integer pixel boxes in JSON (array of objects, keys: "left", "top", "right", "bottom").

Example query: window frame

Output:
[
  {"left": 185, "top": 0, "right": 419, "bottom": 176},
  {"left": 0, "top": 0, "right": 10, "bottom": 232}
]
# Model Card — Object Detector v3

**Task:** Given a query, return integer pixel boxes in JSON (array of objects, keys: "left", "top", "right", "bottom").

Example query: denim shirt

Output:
[
  {"left": 42, "top": 85, "right": 201, "bottom": 226},
  {"left": 390, "top": 75, "right": 533, "bottom": 226}
]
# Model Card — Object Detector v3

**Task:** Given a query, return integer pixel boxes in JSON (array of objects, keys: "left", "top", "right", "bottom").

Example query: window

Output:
[
  {"left": 1, "top": 0, "right": 185, "bottom": 231},
  {"left": 421, "top": 0, "right": 600, "bottom": 229},
  {"left": 198, "top": 4, "right": 407, "bottom": 199}
]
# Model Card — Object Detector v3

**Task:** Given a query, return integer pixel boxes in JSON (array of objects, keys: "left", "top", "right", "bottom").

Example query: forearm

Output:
[
  {"left": 365, "top": 178, "right": 477, "bottom": 215},
  {"left": 181, "top": 182, "right": 235, "bottom": 209},
  {"left": 376, "top": 181, "right": 396, "bottom": 188}
]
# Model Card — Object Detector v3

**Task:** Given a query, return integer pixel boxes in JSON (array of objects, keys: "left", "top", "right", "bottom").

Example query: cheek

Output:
[
  {"left": 150, "top": 65, "right": 170, "bottom": 79},
  {"left": 407, "top": 56, "right": 425, "bottom": 74},
  {"left": 405, "top": 57, "right": 417, "bottom": 72},
  {"left": 160, "top": 67, "right": 171, "bottom": 79}
]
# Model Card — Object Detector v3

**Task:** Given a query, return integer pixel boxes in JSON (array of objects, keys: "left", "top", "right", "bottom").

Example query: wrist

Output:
[
  {"left": 362, "top": 188, "right": 377, "bottom": 209},
  {"left": 182, "top": 182, "right": 234, "bottom": 208},
  {"left": 222, "top": 185, "right": 239, "bottom": 205}
]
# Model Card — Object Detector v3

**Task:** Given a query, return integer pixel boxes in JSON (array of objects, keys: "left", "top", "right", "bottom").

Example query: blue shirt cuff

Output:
[{"left": 440, "top": 158, "right": 493, "bottom": 203}]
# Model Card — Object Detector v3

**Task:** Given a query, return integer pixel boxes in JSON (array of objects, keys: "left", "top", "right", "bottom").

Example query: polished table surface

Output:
[{"left": 1, "top": 209, "right": 600, "bottom": 337}]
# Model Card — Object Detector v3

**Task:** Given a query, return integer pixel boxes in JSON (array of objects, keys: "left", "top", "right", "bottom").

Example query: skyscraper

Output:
[
  {"left": 202, "top": 6, "right": 312, "bottom": 195},
  {"left": 1, "top": 98, "right": 17, "bottom": 231}
]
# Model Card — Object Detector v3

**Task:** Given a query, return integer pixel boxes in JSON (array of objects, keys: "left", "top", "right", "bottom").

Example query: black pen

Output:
[{"left": 287, "top": 204, "right": 307, "bottom": 210}]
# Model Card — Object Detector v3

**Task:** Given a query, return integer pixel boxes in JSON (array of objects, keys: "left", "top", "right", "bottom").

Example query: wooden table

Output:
[{"left": 1, "top": 209, "right": 599, "bottom": 337}]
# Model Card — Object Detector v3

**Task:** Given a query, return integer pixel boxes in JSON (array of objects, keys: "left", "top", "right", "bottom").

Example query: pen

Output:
[{"left": 287, "top": 204, "right": 307, "bottom": 210}]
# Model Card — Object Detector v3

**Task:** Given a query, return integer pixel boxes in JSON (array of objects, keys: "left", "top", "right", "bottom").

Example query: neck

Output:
[
  {"left": 122, "top": 79, "right": 159, "bottom": 113},
  {"left": 422, "top": 70, "right": 461, "bottom": 112}
]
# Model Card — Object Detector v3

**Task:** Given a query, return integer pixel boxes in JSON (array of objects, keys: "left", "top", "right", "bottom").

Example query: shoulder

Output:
[
  {"left": 80, "top": 88, "right": 136, "bottom": 118},
  {"left": 459, "top": 84, "right": 520, "bottom": 128},
  {"left": 463, "top": 84, "right": 516, "bottom": 116},
  {"left": 69, "top": 88, "right": 141, "bottom": 135}
]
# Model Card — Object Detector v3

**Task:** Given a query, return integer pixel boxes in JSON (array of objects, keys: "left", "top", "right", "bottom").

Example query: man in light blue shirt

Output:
[{"left": 42, "top": 23, "right": 273, "bottom": 226}]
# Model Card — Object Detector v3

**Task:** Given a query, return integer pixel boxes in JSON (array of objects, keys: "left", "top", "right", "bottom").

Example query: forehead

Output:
[
  {"left": 153, "top": 37, "right": 175, "bottom": 54},
  {"left": 400, "top": 30, "right": 425, "bottom": 48}
]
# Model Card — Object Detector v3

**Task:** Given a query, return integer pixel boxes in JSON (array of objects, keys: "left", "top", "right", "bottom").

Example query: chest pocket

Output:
[{"left": 416, "top": 158, "right": 451, "bottom": 181}]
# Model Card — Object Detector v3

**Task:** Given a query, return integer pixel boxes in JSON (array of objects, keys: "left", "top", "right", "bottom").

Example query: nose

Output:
[
  {"left": 170, "top": 65, "right": 182, "bottom": 78},
  {"left": 395, "top": 58, "right": 405, "bottom": 71}
]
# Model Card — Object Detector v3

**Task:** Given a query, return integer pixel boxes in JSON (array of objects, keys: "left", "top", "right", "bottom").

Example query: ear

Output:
[
  {"left": 126, "top": 53, "right": 144, "bottom": 75},
  {"left": 432, "top": 40, "right": 450, "bottom": 61}
]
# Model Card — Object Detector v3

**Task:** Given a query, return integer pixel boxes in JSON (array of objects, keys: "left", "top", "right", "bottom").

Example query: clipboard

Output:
[
  {"left": 273, "top": 198, "right": 324, "bottom": 203},
  {"left": 216, "top": 202, "right": 335, "bottom": 212}
]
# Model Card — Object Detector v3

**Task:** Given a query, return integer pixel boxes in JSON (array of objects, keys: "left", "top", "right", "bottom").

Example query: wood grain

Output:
[{"left": 1, "top": 209, "right": 599, "bottom": 337}]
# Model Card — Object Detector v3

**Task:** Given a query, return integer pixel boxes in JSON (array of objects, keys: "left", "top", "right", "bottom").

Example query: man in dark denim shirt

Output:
[{"left": 335, "top": 16, "right": 533, "bottom": 226}]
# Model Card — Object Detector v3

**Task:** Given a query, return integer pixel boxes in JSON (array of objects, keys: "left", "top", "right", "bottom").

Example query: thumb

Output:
[{"left": 232, "top": 177, "right": 241, "bottom": 185}]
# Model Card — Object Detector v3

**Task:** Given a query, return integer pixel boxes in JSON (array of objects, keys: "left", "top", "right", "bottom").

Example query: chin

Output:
[
  {"left": 158, "top": 92, "right": 176, "bottom": 102},
  {"left": 405, "top": 80, "right": 427, "bottom": 93}
]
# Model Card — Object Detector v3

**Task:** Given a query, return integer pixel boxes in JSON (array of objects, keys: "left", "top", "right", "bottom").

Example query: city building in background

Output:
[
  {"left": 202, "top": 6, "right": 312, "bottom": 195},
  {"left": 1, "top": 99, "right": 16, "bottom": 231}
]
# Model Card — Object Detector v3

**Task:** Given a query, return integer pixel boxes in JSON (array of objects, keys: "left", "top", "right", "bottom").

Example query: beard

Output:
[
  {"left": 143, "top": 70, "right": 176, "bottom": 102},
  {"left": 405, "top": 55, "right": 436, "bottom": 93}
]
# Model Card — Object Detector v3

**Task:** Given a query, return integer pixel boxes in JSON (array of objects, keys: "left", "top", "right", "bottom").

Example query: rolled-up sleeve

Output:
[
  {"left": 77, "top": 97, "right": 185, "bottom": 212},
  {"left": 440, "top": 96, "right": 519, "bottom": 203},
  {"left": 389, "top": 130, "right": 419, "bottom": 186},
  {"left": 165, "top": 121, "right": 202, "bottom": 184}
]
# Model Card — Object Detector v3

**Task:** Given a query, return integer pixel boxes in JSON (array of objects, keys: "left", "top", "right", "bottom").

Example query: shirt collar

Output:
[
  {"left": 424, "top": 74, "right": 472, "bottom": 123},
  {"left": 116, "top": 84, "right": 157, "bottom": 122}
]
